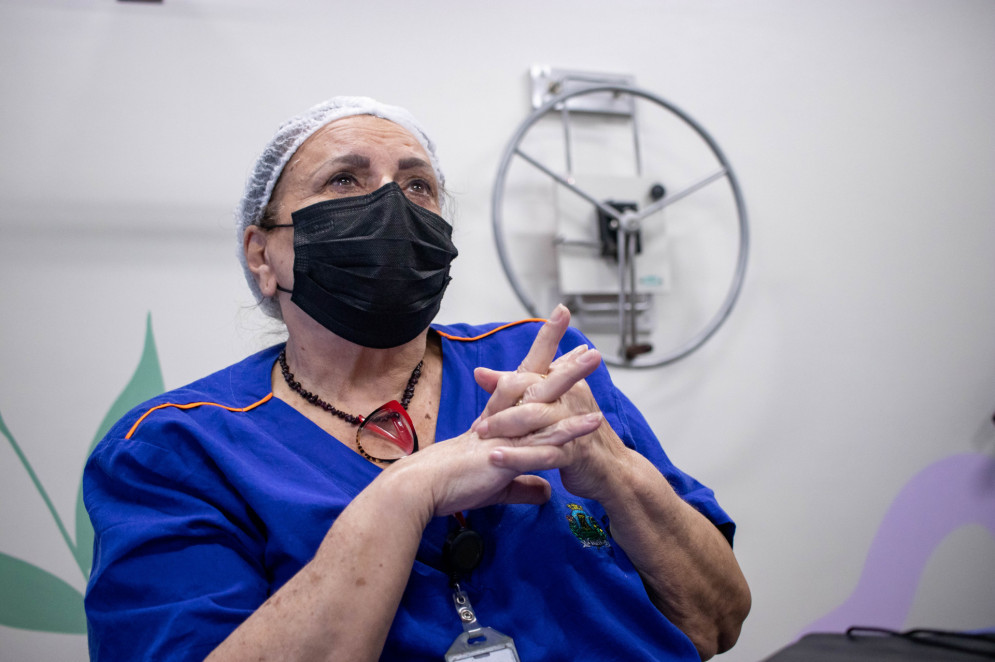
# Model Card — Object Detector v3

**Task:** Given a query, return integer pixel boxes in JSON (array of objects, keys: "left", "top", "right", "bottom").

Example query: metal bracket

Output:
[{"left": 530, "top": 66, "right": 636, "bottom": 116}]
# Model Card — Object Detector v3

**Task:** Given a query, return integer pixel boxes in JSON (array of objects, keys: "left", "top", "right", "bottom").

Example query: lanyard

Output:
[{"left": 441, "top": 513, "right": 520, "bottom": 662}]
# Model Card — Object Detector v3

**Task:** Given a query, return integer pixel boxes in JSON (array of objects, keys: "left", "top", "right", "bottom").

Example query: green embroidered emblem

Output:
[{"left": 565, "top": 503, "right": 610, "bottom": 548}]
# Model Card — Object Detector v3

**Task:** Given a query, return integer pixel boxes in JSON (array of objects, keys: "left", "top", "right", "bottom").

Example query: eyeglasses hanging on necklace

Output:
[
  {"left": 356, "top": 400, "right": 419, "bottom": 463},
  {"left": 278, "top": 348, "right": 422, "bottom": 463}
]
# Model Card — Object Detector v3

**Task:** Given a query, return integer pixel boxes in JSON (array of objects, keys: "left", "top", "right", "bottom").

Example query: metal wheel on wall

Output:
[{"left": 492, "top": 73, "right": 749, "bottom": 368}]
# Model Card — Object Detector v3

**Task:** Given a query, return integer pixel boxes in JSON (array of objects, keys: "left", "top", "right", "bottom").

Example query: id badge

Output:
[
  {"left": 445, "top": 627, "right": 519, "bottom": 662},
  {"left": 444, "top": 586, "right": 520, "bottom": 662}
]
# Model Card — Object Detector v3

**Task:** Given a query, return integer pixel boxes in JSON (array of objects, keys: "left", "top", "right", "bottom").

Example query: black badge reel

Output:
[{"left": 442, "top": 513, "right": 520, "bottom": 662}]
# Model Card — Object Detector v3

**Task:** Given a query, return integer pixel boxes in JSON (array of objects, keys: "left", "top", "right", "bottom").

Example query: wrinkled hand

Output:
[
  {"left": 391, "top": 305, "right": 607, "bottom": 518},
  {"left": 407, "top": 413, "right": 602, "bottom": 519},
  {"left": 471, "top": 305, "right": 630, "bottom": 503}
]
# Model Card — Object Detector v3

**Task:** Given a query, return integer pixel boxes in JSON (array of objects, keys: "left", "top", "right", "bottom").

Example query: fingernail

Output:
[
  {"left": 551, "top": 304, "right": 567, "bottom": 323},
  {"left": 565, "top": 344, "right": 588, "bottom": 358},
  {"left": 584, "top": 412, "right": 603, "bottom": 425},
  {"left": 578, "top": 349, "right": 601, "bottom": 365},
  {"left": 476, "top": 418, "right": 490, "bottom": 437},
  {"left": 490, "top": 449, "right": 505, "bottom": 466}
]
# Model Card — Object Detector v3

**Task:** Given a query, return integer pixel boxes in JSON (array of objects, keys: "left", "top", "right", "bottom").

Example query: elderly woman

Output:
[{"left": 84, "top": 97, "right": 750, "bottom": 661}]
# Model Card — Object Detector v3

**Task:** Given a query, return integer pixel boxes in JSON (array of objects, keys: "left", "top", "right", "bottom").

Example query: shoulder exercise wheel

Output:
[{"left": 491, "top": 83, "right": 749, "bottom": 368}]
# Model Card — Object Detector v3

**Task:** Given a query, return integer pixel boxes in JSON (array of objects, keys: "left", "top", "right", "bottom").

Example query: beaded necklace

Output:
[{"left": 277, "top": 348, "right": 423, "bottom": 425}]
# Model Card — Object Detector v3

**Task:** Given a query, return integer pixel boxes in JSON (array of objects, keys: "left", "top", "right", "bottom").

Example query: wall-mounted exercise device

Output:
[{"left": 492, "top": 67, "right": 750, "bottom": 368}]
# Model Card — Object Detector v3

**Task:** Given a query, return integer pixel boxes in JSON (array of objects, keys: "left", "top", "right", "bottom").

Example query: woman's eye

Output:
[
  {"left": 329, "top": 173, "right": 357, "bottom": 187},
  {"left": 408, "top": 179, "right": 433, "bottom": 196}
]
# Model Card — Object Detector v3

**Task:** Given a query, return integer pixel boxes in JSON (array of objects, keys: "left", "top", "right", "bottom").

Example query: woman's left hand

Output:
[
  {"left": 471, "top": 305, "right": 629, "bottom": 502},
  {"left": 474, "top": 305, "right": 752, "bottom": 660}
]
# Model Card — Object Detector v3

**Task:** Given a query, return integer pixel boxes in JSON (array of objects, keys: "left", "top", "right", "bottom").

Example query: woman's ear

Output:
[{"left": 244, "top": 226, "right": 278, "bottom": 297}]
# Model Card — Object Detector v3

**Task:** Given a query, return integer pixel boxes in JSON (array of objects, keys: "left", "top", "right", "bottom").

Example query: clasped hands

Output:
[{"left": 413, "top": 305, "right": 631, "bottom": 519}]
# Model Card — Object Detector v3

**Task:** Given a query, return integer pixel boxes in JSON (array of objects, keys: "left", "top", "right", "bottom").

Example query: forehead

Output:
[{"left": 291, "top": 114, "right": 431, "bottom": 168}]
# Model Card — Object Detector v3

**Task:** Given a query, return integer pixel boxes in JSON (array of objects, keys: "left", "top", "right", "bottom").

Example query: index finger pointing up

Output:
[{"left": 517, "top": 304, "right": 571, "bottom": 375}]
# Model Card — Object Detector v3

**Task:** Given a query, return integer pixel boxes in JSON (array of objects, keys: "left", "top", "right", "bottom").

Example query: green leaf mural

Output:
[
  {"left": 0, "top": 553, "right": 87, "bottom": 634},
  {"left": 0, "top": 313, "right": 164, "bottom": 633},
  {"left": 74, "top": 313, "right": 165, "bottom": 578}
]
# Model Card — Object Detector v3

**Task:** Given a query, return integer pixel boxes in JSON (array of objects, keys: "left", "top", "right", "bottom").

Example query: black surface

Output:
[{"left": 762, "top": 632, "right": 995, "bottom": 661}]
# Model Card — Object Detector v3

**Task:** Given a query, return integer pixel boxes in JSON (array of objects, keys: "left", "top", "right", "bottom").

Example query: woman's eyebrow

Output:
[
  {"left": 397, "top": 157, "right": 432, "bottom": 172},
  {"left": 304, "top": 153, "right": 370, "bottom": 181}
]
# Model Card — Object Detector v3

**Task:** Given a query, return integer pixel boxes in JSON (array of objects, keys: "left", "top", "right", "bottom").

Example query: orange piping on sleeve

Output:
[
  {"left": 125, "top": 392, "right": 275, "bottom": 440},
  {"left": 435, "top": 318, "right": 547, "bottom": 342}
]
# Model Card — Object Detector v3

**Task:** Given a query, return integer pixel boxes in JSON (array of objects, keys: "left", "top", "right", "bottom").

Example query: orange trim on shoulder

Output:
[
  {"left": 124, "top": 392, "right": 275, "bottom": 440},
  {"left": 435, "top": 318, "right": 547, "bottom": 342}
]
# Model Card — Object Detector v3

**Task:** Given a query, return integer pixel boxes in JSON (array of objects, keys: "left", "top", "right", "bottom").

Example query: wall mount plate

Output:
[{"left": 529, "top": 66, "right": 636, "bottom": 116}]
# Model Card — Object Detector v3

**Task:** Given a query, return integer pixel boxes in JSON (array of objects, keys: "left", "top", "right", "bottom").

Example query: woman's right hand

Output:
[
  {"left": 385, "top": 309, "right": 604, "bottom": 520},
  {"left": 413, "top": 408, "right": 603, "bottom": 519}
]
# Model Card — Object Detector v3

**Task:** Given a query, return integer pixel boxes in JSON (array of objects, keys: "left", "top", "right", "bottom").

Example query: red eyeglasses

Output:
[{"left": 356, "top": 400, "right": 419, "bottom": 464}]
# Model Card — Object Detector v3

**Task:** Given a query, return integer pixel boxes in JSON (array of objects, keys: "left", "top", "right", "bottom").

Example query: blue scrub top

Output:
[{"left": 84, "top": 320, "right": 734, "bottom": 661}]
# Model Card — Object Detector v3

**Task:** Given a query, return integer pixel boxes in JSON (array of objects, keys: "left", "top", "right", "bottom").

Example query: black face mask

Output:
[{"left": 274, "top": 182, "right": 458, "bottom": 348}]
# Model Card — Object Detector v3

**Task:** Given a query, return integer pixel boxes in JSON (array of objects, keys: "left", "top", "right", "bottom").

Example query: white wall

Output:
[{"left": 2, "top": 1, "right": 993, "bottom": 660}]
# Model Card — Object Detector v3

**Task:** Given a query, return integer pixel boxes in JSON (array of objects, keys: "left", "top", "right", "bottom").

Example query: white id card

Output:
[
  {"left": 445, "top": 586, "right": 520, "bottom": 662},
  {"left": 444, "top": 627, "right": 520, "bottom": 662}
]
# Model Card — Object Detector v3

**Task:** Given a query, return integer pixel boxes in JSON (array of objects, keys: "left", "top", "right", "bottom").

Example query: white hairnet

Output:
[{"left": 235, "top": 96, "right": 445, "bottom": 319}]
